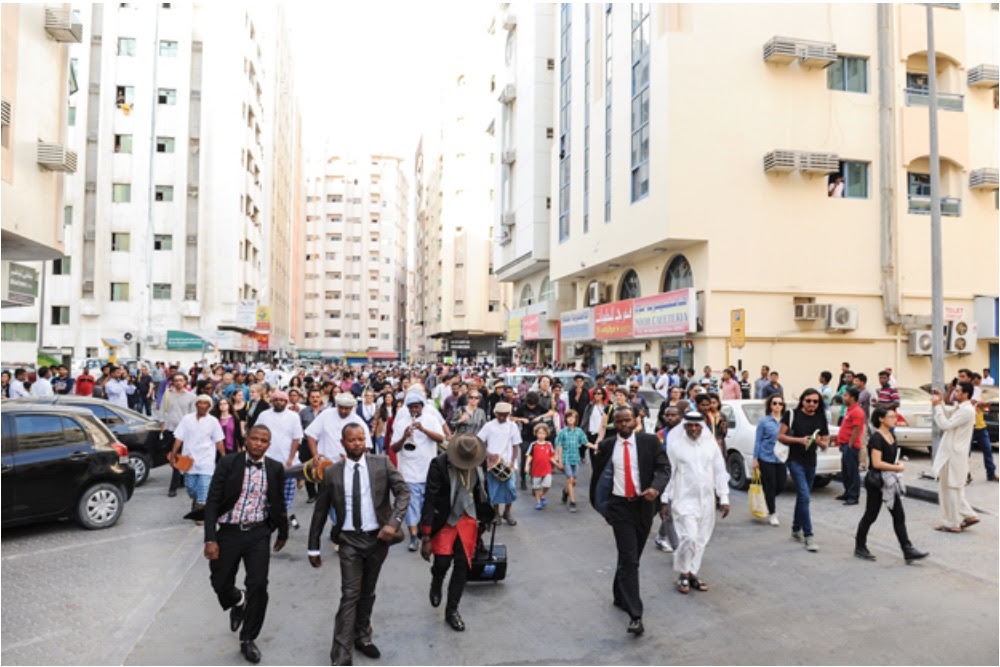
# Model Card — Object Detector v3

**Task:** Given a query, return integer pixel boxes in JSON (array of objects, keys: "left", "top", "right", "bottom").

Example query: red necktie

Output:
[{"left": 623, "top": 440, "right": 637, "bottom": 499}]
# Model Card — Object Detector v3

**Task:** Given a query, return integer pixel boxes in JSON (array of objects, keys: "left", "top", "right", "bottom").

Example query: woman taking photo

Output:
[
  {"left": 778, "top": 388, "right": 829, "bottom": 552},
  {"left": 854, "top": 408, "right": 928, "bottom": 563},
  {"left": 211, "top": 397, "right": 244, "bottom": 455},
  {"left": 753, "top": 394, "right": 787, "bottom": 527}
]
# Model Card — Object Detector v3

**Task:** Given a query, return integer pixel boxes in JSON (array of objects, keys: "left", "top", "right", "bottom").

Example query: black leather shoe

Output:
[
  {"left": 903, "top": 546, "right": 928, "bottom": 563},
  {"left": 446, "top": 611, "right": 465, "bottom": 631},
  {"left": 834, "top": 494, "right": 847, "bottom": 501},
  {"left": 854, "top": 547, "right": 876, "bottom": 561},
  {"left": 430, "top": 578, "right": 443, "bottom": 608},
  {"left": 843, "top": 499, "right": 859, "bottom": 506},
  {"left": 290, "top": 514, "right": 300, "bottom": 530},
  {"left": 240, "top": 640, "right": 261, "bottom": 664},
  {"left": 167, "top": 490, "right": 177, "bottom": 497},
  {"left": 230, "top": 591, "right": 245, "bottom": 632},
  {"left": 627, "top": 618, "right": 644, "bottom": 635},
  {"left": 354, "top": 641, "right": 381, "bottom": 659}
]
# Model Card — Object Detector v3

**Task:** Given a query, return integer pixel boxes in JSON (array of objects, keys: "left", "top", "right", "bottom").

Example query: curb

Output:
[{"left": 905, "top": 485, "right": 939, "bottom": 504}]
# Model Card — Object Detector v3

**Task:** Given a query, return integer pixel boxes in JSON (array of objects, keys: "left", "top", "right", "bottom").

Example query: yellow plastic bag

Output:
[{"left": 749, "top": 469, "right": 767, "bottom": 519}]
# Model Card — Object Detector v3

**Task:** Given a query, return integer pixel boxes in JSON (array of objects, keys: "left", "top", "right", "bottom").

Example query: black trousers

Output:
[
  {"left": 163, "top": 430, "right": 184, "bottom": 492},
  {"left": 855, "top": 482, "right": 910, "bottom": 550},
  {"left": 209, "top": 524, "right": 272, "bottom": 642},
  {"left": 758, "top": 460, "right": 787, "bottom": 515},
  {"left": 608, "top": 496, "right": 653, "bottom": 620},
  {"left": 333, "top": 531, "right": 389, "bottom": 664},
  {"left": 431, "top": 536, "right": 469, "bottom": 614}
]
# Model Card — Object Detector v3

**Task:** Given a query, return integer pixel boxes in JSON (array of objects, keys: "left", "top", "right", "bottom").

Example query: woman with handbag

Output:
[
  {"left": 752, "top": 394, "right": 787, "bottom": 526},
  {"left": 853, "top": 408, "right": 929, "bottom": 563}
]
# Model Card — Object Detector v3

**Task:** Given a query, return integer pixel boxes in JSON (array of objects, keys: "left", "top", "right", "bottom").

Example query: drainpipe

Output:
[{"left": 877, "top": 3, "right": 901, "bottom": 328}]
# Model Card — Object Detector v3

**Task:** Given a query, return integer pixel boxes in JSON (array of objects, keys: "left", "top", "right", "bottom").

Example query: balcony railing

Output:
[
  {"left": 908, "top": 195, "right": 961, "bottom": 217},
  {"left": 905, "top": 88, "right": 964, "bottom": 112}
]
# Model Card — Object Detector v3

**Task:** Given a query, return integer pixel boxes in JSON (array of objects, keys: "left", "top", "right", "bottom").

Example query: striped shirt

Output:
[
  {"left": 876, "top": 385, "right": 900, "bottom": 407},
  {"left": 219, "top": 457, "right": 269, "bottom": 524}
]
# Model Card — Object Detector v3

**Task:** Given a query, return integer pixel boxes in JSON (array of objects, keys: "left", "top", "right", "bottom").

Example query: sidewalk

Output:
[{"left": 903, "top": 449, "right": 999, "bottom": 516}]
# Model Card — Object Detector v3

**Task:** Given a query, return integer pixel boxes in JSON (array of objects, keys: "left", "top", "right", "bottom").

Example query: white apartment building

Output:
[
  {"left": 1, "top": 4, "right": 79, "bottom": 363},
  {"left": 301, "top": 153, "right": 409, "bottom": 363},
  {"left": 1, "top": 2, "right": 298, "bottom": 367},
  {"left": 412, "top": 70, "right": 507, "bottom": 364},
  {"left": 495, "top": 3, "right": 998, "bottom": 390}
]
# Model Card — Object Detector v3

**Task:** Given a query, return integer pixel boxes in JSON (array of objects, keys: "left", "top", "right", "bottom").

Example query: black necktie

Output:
[{"left": 352, "top": 463, "right": 362, "bottom": 531}]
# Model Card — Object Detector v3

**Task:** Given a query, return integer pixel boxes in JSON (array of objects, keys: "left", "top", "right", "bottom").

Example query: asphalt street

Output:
[{"left": 2, "top": 450, "right": 997, "bottom": 666}]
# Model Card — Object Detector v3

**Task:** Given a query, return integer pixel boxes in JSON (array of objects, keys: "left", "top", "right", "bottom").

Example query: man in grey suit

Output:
[{"left": 308, "top": 423, "right": 409, "bottom": 666}]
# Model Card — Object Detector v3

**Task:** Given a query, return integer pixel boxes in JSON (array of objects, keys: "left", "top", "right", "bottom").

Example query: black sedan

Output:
[{"left": 16, "top": 397, "right": 167, "bottom": 485}]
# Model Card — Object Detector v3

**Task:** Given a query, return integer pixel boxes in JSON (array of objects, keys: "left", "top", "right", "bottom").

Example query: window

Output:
[
  {"left": 539, "top": 277, "right": 556, "bottom": 302},
  {"left": 827, "top": 56, "right": 868, "bottom": 93},
  {"left": 630, "top": 3, "right": 651, "bottom": 202},
  {"left": 112, "top": 183, "right": 131, "bottom": 202},
  {"left": 155, "top": 185, "right": 174, "bottom": 201},
  {"left": 604, "top": 2, "right": 613, "bottom": 223},
  {"left": 153, "top": 283, "right": 172, "bottom": 299},
  {"left": 157, "top": 88, "right": 177, "bottom": 105},
  {"left": 51, "top": 306, "right": 70, "bottom": 325},
  {"left": 829, "top": 161, "right": 869, "bottom": 199},
  {"left": 68, "top": 106, "right": 76, "bottom": 126},
  {"left": 111, "top": 232, "right": 131, "bottom": 251},
  {"left": 115, "top": 85, "right": 135, "bottom": 106},
  {"left": 63, "top": 205, "right": 73, "bottom": 226},
  {"left": 118, "top": 37, "right": 137, "bottom": 56},
  {"left": 156, "top": 136, "right": 175, "bottom": 153},
  {"left": 619, "top": 269, "right": 642, "bottom": 300},
  {"left": 110, "top": 282, "right": 130, "bottom": 301},
  {"left": 663, "top": 255, "right": 692, "bottom": 291},
  {"left": 13, "top": 415, "right": 64, "bottom": 451},
  {"left": 68, "top": 57, "right": 78, "bottom": 96},
  {"left": 52, "top": 256, "right": 72, "bottom": 275},
  {"left": 558, "top": 3, "right": 572, "bottom": 242},
  {"left": 908, "top": 172, "right": 931, "bottom": 197},
  {"left": 114, "top": 134, "right": 133, "bottom": 153},
  {"left": 159, "top": 40, "right": 178, "bottom": 57},
  {"left": 519, "top": 283, "right": 534, "bottom": 307},
  {"left": 153, "top": 234, "right": 173, "bottom": 250},
  {"left": 1, "top": 323, "right": 37, "bottom": 341}
]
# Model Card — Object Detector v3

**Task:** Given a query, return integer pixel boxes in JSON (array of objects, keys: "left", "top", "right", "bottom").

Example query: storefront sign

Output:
[
  {"left": 632, "top": 288, "right": 696, "bottom": 337},
  {"left": 236, "top": 300, "right": 257, "bottom": 329},
  {"left": 450, "top": 338, "right": 472, "bottom": 350},
  {"left": 507, "top": 316, "right": 523, "bottom": 343},
  {"left": 297, "top": 349, "right": 323, "bottom": 359},
  {"left": 249, "top": 332, "right": 270, "bottom": 351},
  {"left": 523, "top": 314, "right": 541, "bottom": 341},
  {"left": 255, "top": 305, "right": 271, "bottom": 332},
  {"left": 561, "top": 308, "right": 595, "bottom": 341},
  {"left": 944, "top": 305, "right": 966, "bottom": 322},
  {"left": 166, "top": 330, "right": 208, "bottom": 351},
  {"left": 369, "top": 350, "right": 399, "bottom": 360},
  {"left": 3, "top": 262, "right": 39, "bottom": 306},
  {"left": 595, "top": 301, "right": 634, "bottom": 340}
]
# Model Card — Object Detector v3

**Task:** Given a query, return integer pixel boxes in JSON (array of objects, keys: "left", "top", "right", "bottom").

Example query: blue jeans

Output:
[
  {"left": 970, "top": 428, "right": 996, "bottom": 479},
  {"left": 184, "top": 473, "right": 212, "bottom": 505},
  {"left": 840, "top": 445, "right": 860, "bottom": 501},
  {"left": 786, "top": 461, "right": 815, "bottom": 537},
  {"left": 405, "top": 482, "right": 426, "bottom": 527}
]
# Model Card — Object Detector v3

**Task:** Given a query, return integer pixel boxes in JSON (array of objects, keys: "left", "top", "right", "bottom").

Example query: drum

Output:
[
  {"left": 302, "top": 456, "right": 333, "bottom": 484},
  {"left": 487, "top": 456, "right": 513, "bottom": 482}
]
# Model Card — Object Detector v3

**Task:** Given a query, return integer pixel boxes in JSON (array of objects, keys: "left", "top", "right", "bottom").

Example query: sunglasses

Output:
[
  {"left": 772, "top": 401, "right": 784, "bottom": 406},
  {"left": 802, "top": 399, "right": 819, "bottom": 405}
]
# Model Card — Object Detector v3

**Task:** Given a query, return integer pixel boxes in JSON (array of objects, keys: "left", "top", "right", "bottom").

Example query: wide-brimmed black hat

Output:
[{"left": 447, "top": 434, "right": 487, "bottom": 471}]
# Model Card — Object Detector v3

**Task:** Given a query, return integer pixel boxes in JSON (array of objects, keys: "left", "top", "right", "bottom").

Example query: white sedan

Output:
[{"left": 720, "top": 400, "right": 840, "bottom": 491}]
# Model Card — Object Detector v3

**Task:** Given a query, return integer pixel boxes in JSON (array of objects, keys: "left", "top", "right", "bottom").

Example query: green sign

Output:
[
  {"left": 297, "top": 350, "right": 323, "bottom": 359},
  {"left": 7, "top": 263, "right": 38, "bottom": 305},
  {"left": 166, "top": 330, "right": 208, "bottom": 351}
]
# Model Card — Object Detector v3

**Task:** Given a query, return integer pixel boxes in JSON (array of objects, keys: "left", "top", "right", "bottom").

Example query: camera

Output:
[{"left": 403, "top": 442, "right": 417, "bottom": 451}]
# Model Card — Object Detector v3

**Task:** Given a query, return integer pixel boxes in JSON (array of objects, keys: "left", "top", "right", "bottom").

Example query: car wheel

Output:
[
  {"left": 812, "top": 475, "right": 832, "bottom": 489},
  {"left": 128, "top": 452, "right": 150, "bottom": 486},
  {"left": 726, "top": 451, "right": 749, "bottom": 491},
  {"left": 76, "top": 483, "right": 125, "bottom": 530}
]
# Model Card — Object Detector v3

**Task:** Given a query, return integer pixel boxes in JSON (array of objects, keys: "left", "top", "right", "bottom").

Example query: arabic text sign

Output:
[
  {"left": 522, "top": 314, "right": 541, "bottom": 341},
  {"left": 595, "top": 301, "right": 634, "bottom": 340},
  {"left": 632, "top": 288, "right": 696, "bottom": 337},
  {"left": 560, "top": 308, "right": 594, "bottom": 341}
]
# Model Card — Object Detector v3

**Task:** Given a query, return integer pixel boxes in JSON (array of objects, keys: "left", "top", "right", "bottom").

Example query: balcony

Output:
[
  {"left": 907, "top": 195, "right": 961, "bottom": 217},
  {"left": 967, "top": 64, "right": 1000, "bottom": 89},
  {"left": 969, "top": 168, "right": 999, "bottom": 191},
  {"left": 44, "top": 7, "right": 83, "bottom": 43},
  {"left": 905, "top": 88, "right": 964, "bottom": 112},
  {"left": 762, "top": 36, "right": 836, "bottom": 69},
  {"left": 37, "top": 142, "right": 78, "bottom": 172}
]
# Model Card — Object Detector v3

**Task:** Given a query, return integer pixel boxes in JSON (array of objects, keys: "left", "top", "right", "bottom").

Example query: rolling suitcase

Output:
[{"left": 467, "top": 522, "right": 507, "bottom": 583}]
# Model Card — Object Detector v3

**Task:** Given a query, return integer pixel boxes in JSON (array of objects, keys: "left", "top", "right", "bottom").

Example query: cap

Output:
[
  {"left": 404, "top": 392, "right": 426, "bottom": 407},
  {"left": 270, "top": 390, "right": 289, "bottom": 401},
  {"left": 335, "top": 393, "right": 358, "bottom": 407},
  {"left": 494, "top": 401, "right": 512, "bottom": 414},
  {"left": 195, "top": 394, "right": 213, "bottom": 405}
]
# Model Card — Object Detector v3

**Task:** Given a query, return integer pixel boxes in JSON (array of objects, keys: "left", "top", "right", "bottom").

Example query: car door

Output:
[
  {"left": 13, "top": 414, "right": 93, "bottom": 519},
  {"left": 1, "top": 414, "right": 16, "bottom": 524}
]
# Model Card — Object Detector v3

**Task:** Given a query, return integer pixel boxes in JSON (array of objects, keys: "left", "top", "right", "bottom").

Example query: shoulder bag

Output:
[{"left": 773, "top": 413, "right": 790, "bottom": 463}]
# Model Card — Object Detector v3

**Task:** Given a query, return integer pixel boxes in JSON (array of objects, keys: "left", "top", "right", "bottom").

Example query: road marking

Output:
[{"left": 0, "top": 525, "right": 190, "bottom": 561}]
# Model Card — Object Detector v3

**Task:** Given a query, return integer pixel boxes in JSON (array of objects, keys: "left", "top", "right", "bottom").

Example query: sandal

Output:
[
  {"left": 961, "top": 517, "right": 980, "bottom": 529},
  {"left": 934, "top": 525, "right": 962, "bottom": 533},
  {"left": 676, "top": 578, "right": 690, "bottom": 594},
  {"left": 688, "top": 575, "right": 709, "bottom": 592},
  {"left": 504, "top": 516, "right": 518, "bottom": 526}
]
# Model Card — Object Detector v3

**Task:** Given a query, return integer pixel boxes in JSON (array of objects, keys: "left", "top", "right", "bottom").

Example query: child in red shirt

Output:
[{"left": 525, "top": 423, "right": 559, "bottom": 510}]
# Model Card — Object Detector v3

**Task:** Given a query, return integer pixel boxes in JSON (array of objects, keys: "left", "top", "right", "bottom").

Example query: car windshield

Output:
[
  {"left": 742, "top": 403, "right": 765, "bottom": 425},
  {"left": 897, "top": 387, "right": 931, "bottom": 402}
]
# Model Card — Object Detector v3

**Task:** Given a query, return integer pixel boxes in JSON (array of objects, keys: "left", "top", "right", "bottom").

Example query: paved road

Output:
[{"left": 2, "top": 451, "right": 997, "bottom": 666}]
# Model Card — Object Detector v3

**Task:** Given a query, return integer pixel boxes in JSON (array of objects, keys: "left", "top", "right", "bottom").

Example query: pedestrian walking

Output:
[
  {"left": 778, "top": 388, "right": 830, "bottom": 552},
  {"left": 162, "top": 373, "right": 197, "bottom": 497},
  {"left": 654, "top": 406, "right": 682, "bottom": 552},
  {"left": 254, "top": 391, "right": 304, "bottom": 530},
  {"left": 525, "top": 423, "right": 557, "bottom": 510},
  {"left": 555, "top": 410, "right": 587, "bottom": 512},
  {"left": 477, "top": 402, "right": 521, "bottom": 526},
  {"left": 834, "top": 387, "right": 865, "bottom": 505},
  {"left": 390, "top": 392, "right": 446, "bottom": 551},
  {"left": 931, "top": 383, "right": 980, "bottom": 532},
  {"left": 170, "top": 395, "right": 225, "bottom": 519},
  {"left": 752, "top": 394, "right": 787, "bottom": 526}
]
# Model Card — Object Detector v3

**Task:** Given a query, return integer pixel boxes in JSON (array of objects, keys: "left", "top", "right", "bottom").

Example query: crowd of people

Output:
[{"left": 2, "top": 356, "right": 995, "bottom": 663}]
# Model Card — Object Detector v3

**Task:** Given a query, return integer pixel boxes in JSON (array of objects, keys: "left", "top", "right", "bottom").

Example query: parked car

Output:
[
  {"left": 17, "top": 396, "right": 167, "bottom": 485},
  {"left": 2, "top": 404, "right": 136, "bottom": 530},
  {"left": 720, "top": 400, "right": 839, "bottom": 491}
]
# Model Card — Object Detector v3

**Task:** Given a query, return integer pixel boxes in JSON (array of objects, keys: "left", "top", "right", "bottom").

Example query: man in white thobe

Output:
[
  {"left": 665, "top": 411, "right": 730, "bottom": 593},
  {"left": 255, "top": 390, "right": 304, "bottom": 529},
  {"left": 304, "top": 393, "right": 371, "bottom": 462},
  {"left": 931, "top": 382, "right": 979, "bottom": 531}
]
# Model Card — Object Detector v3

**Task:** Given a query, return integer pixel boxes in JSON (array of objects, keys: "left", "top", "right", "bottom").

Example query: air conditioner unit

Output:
[
  {"left": 187, "top": 186, "right": 199, "bottom": 197},
  {"left": 946, "top": 319, "right": 977, "bottom": 354},
  {"left": 81, "top": 280, "right": 95, "bottom": 293},
  {"left": 501, "top": 149, "right": 516, "bottom": 164},
  {"left": 908, "top": 330, "right": 933, "bottom": 356},
  {"left": 186, "top": 235, "right": 197, "bottom": 245},
  {"left": 85, "top": 181, "right": 96, "bottom": 191},
  {"left": 587, "top": 281, "right": 609, "bottom": 307},
  {"left": 1, "top": 100, "right": 10, "bottom": 126},
  {"left": 794, "top": 303, "right": 830, "bottom": 321},
  {"left": 763, "top": 150, "right": 798, "bottom": 173},
  {"left": 501, "top": 212, "right": 515, "bottom": 227},
  {"left": 827, "top": 304, "right": 858, "bottom": 331}
]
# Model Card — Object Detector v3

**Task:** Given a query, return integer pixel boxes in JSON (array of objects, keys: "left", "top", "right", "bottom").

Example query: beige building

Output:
[
  {"left": 301, "top": 152, "right": 408, "bottom": 362},
  {"left": 412, "top": 70, "right": 507, "bottom": 364},
  {"left": 1, "top": 4, "right": 77, "bottom": 330},
  {"left": 496, "top": 3, "right": 998, "bottom": 389}
]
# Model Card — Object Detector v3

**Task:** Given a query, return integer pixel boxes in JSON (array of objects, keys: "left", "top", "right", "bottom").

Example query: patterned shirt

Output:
[
  {"left": 555, "top": 427, "right": 587, "bottom": 466},
  {"left": 219, "top": 457, "right": 269, "bottom": 524},
  {"left": 876, "top": 384, "right": 900, "bottom": 407}
]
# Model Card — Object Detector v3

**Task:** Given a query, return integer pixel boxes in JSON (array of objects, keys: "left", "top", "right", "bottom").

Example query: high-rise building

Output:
[
  {"left": 492, "top": 3, "right": 998, "bottom": 388},
  {"left": 1, "top": 4, "right": 80, "bottom": 361},
  {"left": 412, "top": 70, "right": 507, "bottom": 364},
  {"left": 1, "top": 2, "right": 300, "bottom": 367},
  {"left": 300, "top": 152, "right": 409, "bottom": 363}
]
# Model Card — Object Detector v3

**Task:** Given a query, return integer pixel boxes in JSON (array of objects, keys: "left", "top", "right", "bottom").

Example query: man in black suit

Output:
[
  {"left": 308, "top": 423, "right": 409, "bottom": 666},
  {"left": 203, "top": 424, "right": 289, "bottom": 665},
  {"left": 590, "top": 405, "right": 669, "bottom": 636}
]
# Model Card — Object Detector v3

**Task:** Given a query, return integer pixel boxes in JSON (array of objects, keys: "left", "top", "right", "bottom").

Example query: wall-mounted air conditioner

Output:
[
  {"left": 794, "top": 303, "right": 829, "bottom": 321},
  {"left": 826, "top": 304, "right": 858, "bottom": 331},
  {"left": 908, "top": 330, "right": 933, "bottom": 356}
]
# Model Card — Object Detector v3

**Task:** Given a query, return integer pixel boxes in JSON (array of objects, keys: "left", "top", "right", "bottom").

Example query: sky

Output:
[{"left": 285, "top": 1, "right": 493, "bottom": 161}]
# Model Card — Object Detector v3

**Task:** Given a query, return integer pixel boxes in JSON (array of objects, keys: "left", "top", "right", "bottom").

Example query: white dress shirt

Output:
[
  {"left": 611, "top": 435, "right": 642, "bottom": 498},
  {"left": 390, "top": 408, "right": 444, "bottom": 483},
  {"left": 104, "top": 378, "right": 133, "bottom": 407},
  {"left": 30, "top": 378, "right": 54, "bottom": 397},
  {"left": 256, "top": 408, "right": 304, "bottom": 466},
  {"left": 304, "top": 409, "right": 371, "bottom": 460},
  {"left": 9, "top": 379, "right": 30, "bottom": 399},
  {"left": 343, "top": 457, "right": 379, "bottom": 532}
]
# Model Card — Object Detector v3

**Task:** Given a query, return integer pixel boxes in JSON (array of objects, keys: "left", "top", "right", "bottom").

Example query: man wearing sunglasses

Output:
[{"left": 778, "top": 389, "right": 829, "bottom": 552}]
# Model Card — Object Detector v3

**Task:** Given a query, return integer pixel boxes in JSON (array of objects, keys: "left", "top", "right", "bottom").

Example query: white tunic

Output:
[
  {"left": 391, "top": 408, "right": 445, "bottom": 483},
  {"left": 477, "top": 419, "right": 523, "bottom": 466},
  {"left": 255, "top": 407, "right": 304, "bottom": 466},
  {"left": 931, "top": 402, "right": 975, "bottom": 488},
  {"left": 304, "top": 409, "right": 371, "bottom": 461},
  {"left": 173, "top": 413, "right": 224, "bottom": 476}
]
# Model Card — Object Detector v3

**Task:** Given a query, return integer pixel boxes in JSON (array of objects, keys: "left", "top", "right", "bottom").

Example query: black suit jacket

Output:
[
  {"left": 419, "top": 453, "right": 495, "bottom": 537},
  {"left": 589, "top": 432, "right": 669, "bottom": 519},
  {"left": 242, "top": 399, "right": 270, "bottom": 430},
  {"left": 203, "top": 452, "right": 289, "bottom": 542},
  {"left": 307, "top": 454, "right": 409, "bottom": 550}
]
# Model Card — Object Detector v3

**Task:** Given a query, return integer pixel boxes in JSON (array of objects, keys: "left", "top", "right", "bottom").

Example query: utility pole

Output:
[{"left": 927, "top": 4, "right": 945, "bottom": 462}]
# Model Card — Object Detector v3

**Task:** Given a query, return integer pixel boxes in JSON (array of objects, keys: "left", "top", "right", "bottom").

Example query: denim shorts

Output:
[
  {"left": 405, "top": 482, "right": 426, "bottom": 526},
  {"left": 531, "top": 474, "right": 552, "bottom": 490},
  {"left": 184, "top": 473, "right": 211, "bottom": 504},
  {"left": 563, "top": 463, "right": 579, "bottom": 480}
]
